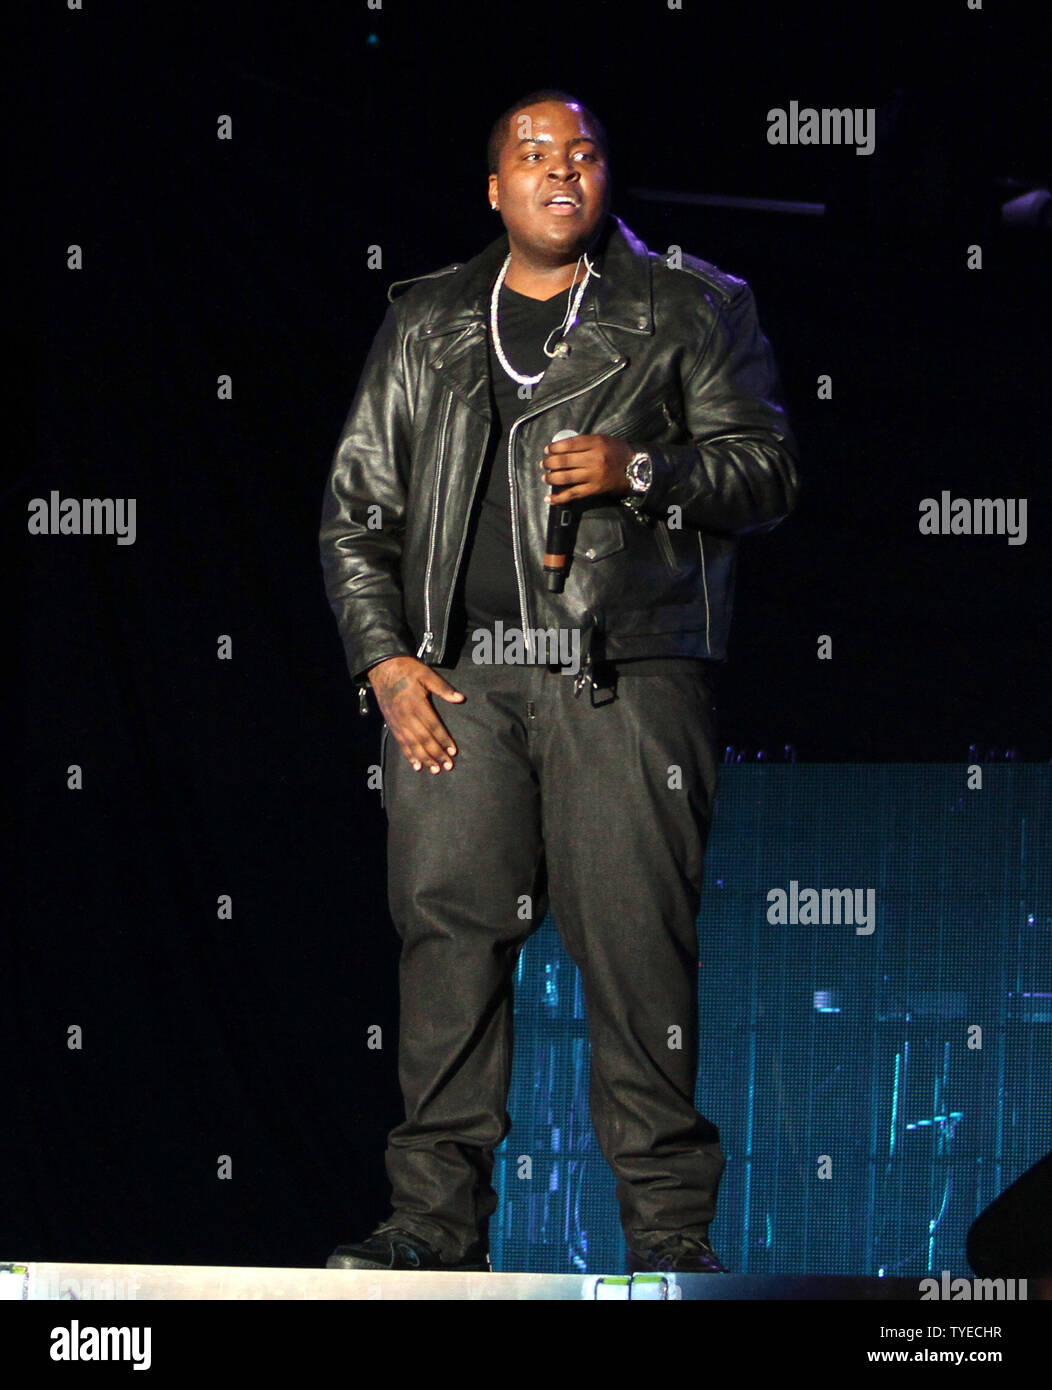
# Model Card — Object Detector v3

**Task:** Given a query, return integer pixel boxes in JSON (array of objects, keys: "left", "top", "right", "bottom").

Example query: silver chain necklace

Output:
[{"left": 489, "top": 250, "right": 600, "bottom": 386}]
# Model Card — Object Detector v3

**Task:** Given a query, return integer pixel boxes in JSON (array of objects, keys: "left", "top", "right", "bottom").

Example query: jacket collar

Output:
[{"left": 397, "top": 213, "right": 655, "bottom": 339}]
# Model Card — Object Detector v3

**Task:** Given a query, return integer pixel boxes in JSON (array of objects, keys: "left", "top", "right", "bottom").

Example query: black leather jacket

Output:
[{"left": 319, "top": 213, "right": 799, "bottom": 712}]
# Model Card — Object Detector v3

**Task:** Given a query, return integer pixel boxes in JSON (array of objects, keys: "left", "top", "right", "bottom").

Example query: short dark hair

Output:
[{"left": 486, "top": 89, "right": 610, "bottom": 177}]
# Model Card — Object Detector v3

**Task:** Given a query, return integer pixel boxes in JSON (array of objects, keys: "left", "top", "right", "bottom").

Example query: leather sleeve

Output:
[
  {"left": 642, "top": 282, "right": 800, "bottom": 535},
  {"left": 319, "top": 301, "right": 417, "bottom": 688}
]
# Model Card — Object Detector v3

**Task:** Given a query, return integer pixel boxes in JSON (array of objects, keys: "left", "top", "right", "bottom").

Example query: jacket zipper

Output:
[
  {"left": 606, "top": 395, "right": 675, "bottom": 442},
  {"left": 505, "top": 361, "right": 627, "bottom": 657},
  {"left": 608, "top": 408, "right": 651, "bottom": 438},
  {"left": 416, "top": 390, "right": 454, "bottom": 659},
  {"left": 656, "top": 523, "right": 677, "bottom": 571},
  {"left": 698, "top": 531, "right": 711, "bottom": 652}
]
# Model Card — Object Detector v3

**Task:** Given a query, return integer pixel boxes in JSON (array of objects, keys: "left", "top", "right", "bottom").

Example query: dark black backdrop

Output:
[{"left": 10, "top": 0, "right": 1050, "bottom": 1270}]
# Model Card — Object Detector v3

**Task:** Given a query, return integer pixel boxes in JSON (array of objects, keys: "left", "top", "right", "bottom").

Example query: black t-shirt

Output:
[
  {"left": 445, "top": 282, "right": 568, "bottom": 653},
  {"left": 442, "top": 280, "right": 700, "bottom": 677}
]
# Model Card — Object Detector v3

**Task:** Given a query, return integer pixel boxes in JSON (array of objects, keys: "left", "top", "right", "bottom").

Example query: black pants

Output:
[{"left": 378, "top": 655, "right": 725, "bottom": 1262}]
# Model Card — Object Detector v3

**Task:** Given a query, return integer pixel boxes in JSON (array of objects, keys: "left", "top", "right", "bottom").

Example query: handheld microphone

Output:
[{"left": 543, "top": 429, "right": 580, "bottom": 592}]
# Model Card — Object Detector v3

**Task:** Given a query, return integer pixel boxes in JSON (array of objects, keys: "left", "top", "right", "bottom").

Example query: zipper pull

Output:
[
  {"left": 416, "top": 631, "right": 434, "bottom": 659},
  {"left": 358, "top": 685, "right": 370, "bottom": 716}
]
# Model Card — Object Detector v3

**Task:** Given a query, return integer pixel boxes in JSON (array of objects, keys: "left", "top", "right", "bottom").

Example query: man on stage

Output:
[{"left": 319, "top": 89, "right": 799, "bottom": 1274}]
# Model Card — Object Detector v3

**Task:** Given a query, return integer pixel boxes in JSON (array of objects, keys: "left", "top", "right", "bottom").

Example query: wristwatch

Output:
[{"left": 622, "top": 450, "right": 653, "bottom": 510}]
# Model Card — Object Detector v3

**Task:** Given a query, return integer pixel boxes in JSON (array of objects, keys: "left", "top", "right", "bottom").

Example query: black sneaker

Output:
[
  {"left": 625, "top": 1230, "right": 729, "bottom": 1274},
  {"left": 326, "top": 1222, "right": 490, "bottom": 1273}
]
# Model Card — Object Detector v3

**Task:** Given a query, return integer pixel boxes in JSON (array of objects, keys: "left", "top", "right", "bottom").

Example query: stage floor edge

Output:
[{"left": 1, "top": 1262, "right": 1002, "bottom": 1301}]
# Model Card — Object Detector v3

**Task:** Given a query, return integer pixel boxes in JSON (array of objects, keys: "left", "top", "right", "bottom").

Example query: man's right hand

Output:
[{"left": 367, "top": 656, "right": 465, "bottom": 774}]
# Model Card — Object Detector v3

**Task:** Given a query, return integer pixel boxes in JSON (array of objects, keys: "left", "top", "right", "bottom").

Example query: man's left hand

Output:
[{"left": 540, "top": 434, "right": 636, "bottom": 503}]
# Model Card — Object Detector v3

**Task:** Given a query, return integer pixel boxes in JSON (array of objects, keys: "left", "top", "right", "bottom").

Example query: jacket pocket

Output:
[
  {"left": 599, "top": 392, "right": 683, "bottom": 443},
  {"left": 573, "top": 512, "right": 626, "bottom": 561}
]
